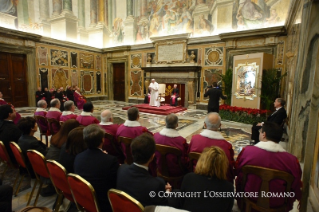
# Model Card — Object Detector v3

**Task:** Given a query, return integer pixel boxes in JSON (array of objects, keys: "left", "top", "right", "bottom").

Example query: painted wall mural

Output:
[{"left": 0, "top": 0, "right": 292, "bottom": 48}]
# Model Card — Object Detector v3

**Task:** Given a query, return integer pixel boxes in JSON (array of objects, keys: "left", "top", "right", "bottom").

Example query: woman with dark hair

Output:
[
  {"left": 45, "top": 119, "right": 80, "bottom": 161},
  {"left": 179, "top": 146, "right": 234, "bottom": 212},
  {"left": 59, "top": 127, "right": 87, "bottom": 173},
  {"left": 17, "top": 117, "right": 47, "bottom": 177}
]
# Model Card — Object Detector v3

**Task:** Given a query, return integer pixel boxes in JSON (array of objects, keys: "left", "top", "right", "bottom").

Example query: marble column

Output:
[
  {"left": 90, "top": 0, "right": 97, "bottom": 26},
  {"left": 52, "top": 0, "right": 62, "bottom": 16},
  {"left": 63, "top": 0, "right": 72, "bottom": 12},
  {"left": 78, "top": 0, "right": 88, "bottom": 43}
]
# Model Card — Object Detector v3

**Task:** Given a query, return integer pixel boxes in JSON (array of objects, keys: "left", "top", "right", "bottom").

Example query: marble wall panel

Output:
[
  {"left": 38, "top": 47, "right": 48, "bottom": 66},
  {"left": 96, "top": 55, "right": 101, "bottom": 70},
  {"left": 203, "top": 69, "right": 222, "bottom": 90},
  {"left": 52, "top": 68, "right": 68, "bottom": 89},
  {"left": 71, "top": 52, "right": 78, "bottom": 68},
  {"left": 204, "top": 47, "right": 223, "bottom": 66},
  {"left": 96, "top": 71, "right": 101, "bottom": 93},
  {"left": 39, "top": 68, "right": 48, "bottom": 89},
  {"left": 80, "top": 53, "right": 94, "bottom": 69},
  {"left": 131, "top": 54, "right": 142, "bottom": 69},
  {"left": 71, "top": 70, "right": 78, "bottom": 87},
  {"left": 81, "top": 71, "right": 94, "bottom": 94},
  {"left": 130, "top": 70, "right": 142, "bottom": 96},
  {"left": 50, "top": 49, "right": 69, "bottom": 66}
]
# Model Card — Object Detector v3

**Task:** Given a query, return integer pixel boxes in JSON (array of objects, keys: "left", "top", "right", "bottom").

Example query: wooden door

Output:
[
  {"left": 113, "top": 63, "right": 125, "bottom": 101},
  {"left": 0, "top": 52, "right": 28, "bottom": 107}
]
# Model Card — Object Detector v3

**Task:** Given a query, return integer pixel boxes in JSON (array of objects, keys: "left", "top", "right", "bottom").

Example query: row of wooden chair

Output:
[
  {"left": 34, "top": 115, "right": 62, "bottom": 146},
  {"left": 0, "top": 140, "right": 144, "bottom": 212}
]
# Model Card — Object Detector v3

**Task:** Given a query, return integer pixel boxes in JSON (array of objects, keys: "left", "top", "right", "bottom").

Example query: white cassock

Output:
[{"left": 149, "top": 82, "right": 160, "bottom": 107}]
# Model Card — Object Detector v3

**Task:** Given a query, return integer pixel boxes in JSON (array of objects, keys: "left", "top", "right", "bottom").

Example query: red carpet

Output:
[{"left": 122, "top": 104, "right": 187, "bottom": 115}]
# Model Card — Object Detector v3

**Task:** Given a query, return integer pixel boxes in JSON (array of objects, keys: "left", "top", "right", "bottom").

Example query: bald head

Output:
[
  {"left": 101, "top": 110, "right": 113, "bottom": 122},
  {"left": 204, "top": 112, "right": 221, "bottom": 130}
]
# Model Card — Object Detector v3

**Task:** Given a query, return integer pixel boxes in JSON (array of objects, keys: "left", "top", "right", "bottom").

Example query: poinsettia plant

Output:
[{"left": 219, "top": 104, "right": 270, "bottom": 124}]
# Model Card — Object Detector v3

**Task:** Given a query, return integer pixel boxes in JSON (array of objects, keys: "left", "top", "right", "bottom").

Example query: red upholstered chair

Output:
[
  {"left": 34, "top": 115, "right": 49, "bottom": 146},
  {"left": 67, "top": 173, "right": 100, "bottom": 212},
  {"left": 46, "top": 160, "right": 79, "bottom": 212},
  {"left": 117, "top": 136, "right": 133, "bottom": 165},
  {"left": 108, "top": 189, "right": 144, "bottom": 212},
  {"left": 9, "top": 142, "right": 35, "bottom": 203},
  {"left": 27, "top": 150, "right": 57, "bottom": 206},
  {"left": 0, "top": 141, "right": 17, "bottom": 180}
]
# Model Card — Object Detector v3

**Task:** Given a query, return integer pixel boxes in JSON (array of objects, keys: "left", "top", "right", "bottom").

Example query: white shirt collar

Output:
[
  {"left": 100, "top": 121, "right": 113, "bottom": 125},
  {"left": 276, "top": 107, "right": 282, "bottom": 111},
  {"left": 75, "top": 90, "right": 81, "bottom": 95},
  {"left": 133, "top": 163, "right": 148, "bottom": 171},
  {"left": 200, "top": 129, "right": 225, "bottom": 140},
  {"left": 0, "top": 98, "right": 4, "bottom": 101},
  {"left": 62, "top": 111, "right": 74, "bottom": 116},
  {"left": 124, "top": 120, "right": 141, "bottom": 127},
  {"left": 255, "top": 141, "right": 286, "bottom": 152},
  {"left": 80, "top": 111, "right": 92, "bottom": 116},
  {"left": 159, "top": 128, "right": 180, "bottom": 138},
  {"left": 36, "top": 108, "right": 47, "bottom": 112},
  {"left": 49, "top": 107, "right": 61, "bottom": 112}
]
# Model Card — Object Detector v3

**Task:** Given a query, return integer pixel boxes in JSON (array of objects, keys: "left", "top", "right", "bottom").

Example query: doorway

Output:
[
  {"left": 113, "top": 63, "right": 125, "bottom": 101},
  {"left": 0, "top": 52, "right": 28, "bottom": 107}
]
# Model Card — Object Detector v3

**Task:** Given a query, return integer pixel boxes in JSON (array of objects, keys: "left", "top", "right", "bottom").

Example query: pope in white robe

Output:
[{"left": 149, "top": 79, "right": 160, "bottom": 107}]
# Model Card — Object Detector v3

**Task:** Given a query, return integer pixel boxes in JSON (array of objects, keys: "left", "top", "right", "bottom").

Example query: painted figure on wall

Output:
[
  {"left": 0, "top": 0, "right": 18, "bottom": 16},
  {"left": 111, "top": 18, "right": 124, "bottom": 44},
  {"left": 196, "top": 14, "right": 214, "bottom": 35},
  {"left": 176, "top": 7, "right": 193, "bottom": 33}
]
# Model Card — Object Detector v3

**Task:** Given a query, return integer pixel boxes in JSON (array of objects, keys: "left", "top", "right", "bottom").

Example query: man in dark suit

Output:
[
  {"left": 170, "top": 84, "right": 180, "bottom": 106},
  {"left": 204, "top": 82, "right": 227, "bottom": 113},
  {"left": 0, "top": 105, "right": 22, "bottom": 165},
  {"left": 116, "top": 133, "right": 171, "bottom": 207},
  {"left": 74, "top": 124, "right": 119, "bottom": 212},
  {"left": 251, "top": 98, "right": 287, "bottom": 144}
]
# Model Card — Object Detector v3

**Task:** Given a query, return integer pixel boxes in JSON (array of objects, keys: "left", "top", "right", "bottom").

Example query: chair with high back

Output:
[
  {"left": 0, "top": 141, "right": 18, "bottom": 180},
  {"left": 47, "top": 118, "right": 60, "bottom": 135},
  {"left": 59, "top": 121, "right": 64, "bottom": 126},
  {"left": 26, "top": 150, "right": 57, "bottom": 206},
  {"left": 117, "top": 136, "right": 134, "bottom": 165},
  {"left": 9, "top": 142, "right": 35, "bottom": 203},
  {"left": 108, "top": 189, "right": 144, "bottom": 212},
  {"left": 34, "top": 115, "right": 49, "bottom": 146},
  {"left": 104, "top": 133, "right": 124, "bottom": 160},
  {"left": 155, "top": 144, "right": 186, "bottom": 189},
  {"left": 241, "top": 165, "right": 295, "bottom": 212},
  {"left": 46, "top": 160, "right": 79, "bottom": 212},
  {"left": 67, "top": 173, "right": 100, "bottom": 212},
  {"left": 188, "top": 152, "right": 201, "bottom": 172}
]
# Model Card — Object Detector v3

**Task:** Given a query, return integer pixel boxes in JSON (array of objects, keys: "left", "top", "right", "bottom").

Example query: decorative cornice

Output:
[
  {"left": 130, "top": 43, "right": 154, "bottom": 50},
  {"left": 40, "top": 36, "right": 102, "bottom": 52},
  {"left": 285, "top": 0, "right": 301, "bottom": 31},
  {"left": 102, "top": 45, "right": 131, "bottom": 53},
  {"left": 150, "top": 33, "right": 191, "bottom": 42},
  {"left": 0, "top": 26, "right": 42, "bottom": 41},
  {"left": 219, "top": 26, "right": 287, "bottom": 41},
  {"left": 188, "top": 35, "right": 221, "bottom": 44}
]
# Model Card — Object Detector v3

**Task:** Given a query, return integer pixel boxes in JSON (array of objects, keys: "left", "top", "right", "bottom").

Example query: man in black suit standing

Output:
[
  {"left": 170, "top": 84, "right": 180, "bottom": 106},
  {"left": 74, "top": 124, "right": 119, "bottom": 212},
  {"left": 204, "top": 82, "right": 227, "bottom": 113},
  {"left": 251, "top": 98, "right": 287, "bottom": 144},
  {"left": 116, "top": 133, "right": 171, "bottom": 207}
]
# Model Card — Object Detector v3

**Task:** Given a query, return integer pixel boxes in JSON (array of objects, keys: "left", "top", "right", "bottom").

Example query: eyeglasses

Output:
[{"left": 258, "top": 129, "right": 263, "bottom": 133}]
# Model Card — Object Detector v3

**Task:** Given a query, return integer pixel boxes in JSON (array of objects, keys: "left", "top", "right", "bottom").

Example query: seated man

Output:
[
  {"left": 76, "top": 102, "right": 99, "bottom": 126},
  {"left": 0, "top": 105, "right": 22, "bottom": 165},
  {"left": 46, "top": 98, "right": 62, "bottom": 134},
  {"left": 188, "top": 112, "right": 234, "bottom": 182},
  {"left": 73, "top": 86, "right": 86, "bottom": 110},
  {"left": 236, "top": 122, "right": 302, "bottom": 211},
  {"left": 251, "top": 98, "right": 287, "bottom": 144},
  {"left": 17, "top": 117, "right": 47, "bottom": 178},
  {"left": 34, "top": 100, "right": 48, "bottom": 133},
  {"left": 60, "top": 100, "right": 77, "bottom": 122},
  {"left": 99, "top": 110, "right": 122, "bottom": 161},
  {"left": 74, "top": 125, "right": 119, "bottom": 212},
  {"left": 0, "top": 91, "right": 21, "bottom": 124},
  {"left": 117, "top": 133, "right": 171, "bottom": 207},
  {"left": 154, "top": 114, "right": 188, "bottom": 178},
  {"left": 170, "top": 84, "right": 179, "bottom": 106},
  {"left": 116, "top": 107, "right": 152, "bottom": 158}
]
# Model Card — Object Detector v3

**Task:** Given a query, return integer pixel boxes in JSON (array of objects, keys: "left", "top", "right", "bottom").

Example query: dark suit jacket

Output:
[
  {"left": 116, "top": 164, "right": 168, "bottom": 207},
  {"left": 204, "top": 88, "right": 226, "bottom": 112},
  {"left": 0, "top": 120, "right": 22, "bottom": 165},
  {"left": 18, "top": 135, "right": 47, "bottom": 177},
  {"left": 74, "top": 148, "right": 119, "bottom": 212},
  {"left": 267, "top": 107, "right": 287, "bottom": 126},
  {"left": 171, "top": 88, "right": 179, "bottom": 97},
  {"left": 180, "top": 173, "right": 234, "bottom": 212}
]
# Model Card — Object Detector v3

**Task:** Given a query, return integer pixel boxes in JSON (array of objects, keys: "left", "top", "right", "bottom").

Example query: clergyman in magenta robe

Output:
[
  {"left": 60, "top": 100, "right": 78, "bottom": 122},
  {"left": 46, "top": 98, "right": 62, "bottom": 134},
  {"left": 235, "top": 122, "right": 302, "bottom": 211},
  {"left": 73, "top": 88, "right": 86, "bottom": 110},
  {"left": 76, "top": 102, "right": 99, "bottom": 126},
  {"left": 34, "top": 100, "right": 48, "bottom": 133}
]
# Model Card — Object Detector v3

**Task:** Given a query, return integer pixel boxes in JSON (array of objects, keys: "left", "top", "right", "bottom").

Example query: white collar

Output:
[
  {"left": 255, "top": 141, "right": 286, "bottom": 152},
  {"left": 62, "top": 111, "right": 74, "bottom": 116},
  {"left": 100, "top": 121, "right": 113, "bottom": 125},
  {"left": 124, "top": 120, "right": 141, "bottom": 127},
  {"left": 0, "top": 98, "right": 4, "bottom": 101},
  {"left": 75, "top": 90, "right": 81, "bottom": 95},
  {"left": 159, "top": 128, "right": 180, "bottom": 138},
  {"left": 276, "top": 107, "right": 282, "bottom": 111},
  {"left": 36, "top": 108, "right": 47, "bottom": 112},
  {"left": 200, "top": 129, "right": 225, "bottom": 140},
  {"left": 133, "top": 163, "right": 148, "bottom": 171},
  {"left": 49, "top": 107, "right": 61, "bottom": 112},
  {"left": 80, "top": 111, "right": 92, "bottom": 116}
]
